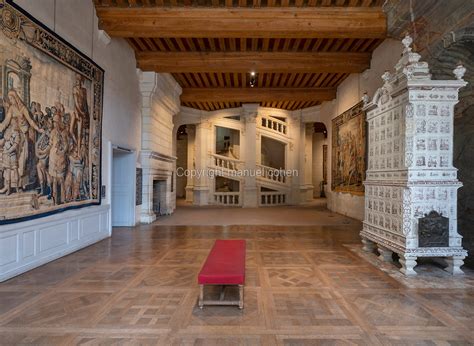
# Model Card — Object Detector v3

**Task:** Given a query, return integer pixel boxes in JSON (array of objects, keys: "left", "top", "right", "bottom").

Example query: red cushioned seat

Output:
[{"left": 198, "top": 240, "right": 246, "bottom": 285}]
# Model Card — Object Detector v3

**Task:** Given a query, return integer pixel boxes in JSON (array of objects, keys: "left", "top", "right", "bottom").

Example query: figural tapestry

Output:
[
  {"left": 0, "top": 0, "right": 103, "bottom": 224},
  {"left": 331, "top": 101, "right": 366, "bottom": 195}
]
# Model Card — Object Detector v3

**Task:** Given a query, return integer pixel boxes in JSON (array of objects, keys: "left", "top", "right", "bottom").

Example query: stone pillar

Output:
[
  {"left": 300, "top": 123, "right": 314, "bottom": 202},
  {"left": 193, "top": 121, "right": 211, "bottom": 205},
  {"left": 140, "top": 165, "right": 156, "bottom": 223},
  {"left": 242, "top": 104, "right": 259, "bottom": 208},
  {"left": 185, "top": 126, "right": 195, "bottom": 203},
  {"left": 288, "top": 114, "right": 301, "bottom": 204},
  {"left": 139, "top": 73, "right": 157, "bottom": 223}
]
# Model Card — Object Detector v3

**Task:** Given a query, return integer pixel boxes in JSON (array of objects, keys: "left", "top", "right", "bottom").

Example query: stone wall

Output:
[
  {"left": 318, "top": 39, "right": 402, "bottom": 220},
  {"left": 384, "top": 0, "right": 474, "bottom": 266}
]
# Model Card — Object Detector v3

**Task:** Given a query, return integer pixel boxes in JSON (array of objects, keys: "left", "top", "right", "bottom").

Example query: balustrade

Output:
[
  {"left": 260, "top": 116, "right": 287, "bottom": 136},
  {"left": 210, "top": 153, "right": 242, "bottom": 171},
  {"left": 257, "top": 164, "right": 287, "bottom": 184},
  {"left": 213, "top": 192, "right": 241, "bottom": 206},
  {"left": 259, "top": 191, "right": 287, "bottom": 206}
]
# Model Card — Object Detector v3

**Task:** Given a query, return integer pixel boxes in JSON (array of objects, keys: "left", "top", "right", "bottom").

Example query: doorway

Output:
[{"left": 111, "top": 147, "right": 136, "bottom": 227}]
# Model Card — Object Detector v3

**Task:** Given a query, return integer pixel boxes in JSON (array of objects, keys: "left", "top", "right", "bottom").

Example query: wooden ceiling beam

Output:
[
  {"left": 136, "top": 51, "right": 371, "bottom": 73},
  {"left": 180, "top": 87, "right": 336, "bottom": 103},
  {"left": 96, "top": 7, "right": 386, "bottom": 39}
]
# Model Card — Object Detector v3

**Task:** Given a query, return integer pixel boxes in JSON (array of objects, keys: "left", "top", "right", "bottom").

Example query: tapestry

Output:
[
  {"left": 0, "top": 1, "right": 103, "bottom": 224},
  {"left": 322, "top": 144, "right": 328, "bottom": 184},
  {"left": 331, "top": 102, "right": 366, "bottom": 195}
]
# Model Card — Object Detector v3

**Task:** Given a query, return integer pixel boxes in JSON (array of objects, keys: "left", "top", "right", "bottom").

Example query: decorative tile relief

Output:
[{"left": 361, "top": 35, "right": 468, "bottom": 275}]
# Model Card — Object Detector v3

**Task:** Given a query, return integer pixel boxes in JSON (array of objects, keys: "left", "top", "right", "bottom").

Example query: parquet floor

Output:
[{"left": 0, "top": 222, "right": 473, "bottom": 345}]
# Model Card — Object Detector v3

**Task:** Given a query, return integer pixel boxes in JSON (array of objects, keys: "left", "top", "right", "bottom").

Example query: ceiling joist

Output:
[
  {"left": 97, "top": 7, "right": 386, "bottom": 39},
  {"left": 137, "top": 51, "right": 371, "bottom": 73},
  {"left": 180, "top": 87, "right": 336, "bottom": 103}
]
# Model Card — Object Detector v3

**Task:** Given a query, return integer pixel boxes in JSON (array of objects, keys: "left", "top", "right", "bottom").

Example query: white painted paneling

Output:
[
  {"left": 0, "top": 205, "right": 110, "bottom": 282},
  {"left": 22, "top": 231, "right": 36, "bottom": 259},
  {"left": 81, "top": 214, "right": 101, "bottom": 237},
  {"left": 69, "top": 220, "right": 79, "bottom": 242},
  {"left": 39, "top": 223, "right": 68, "bottom": 252},
  {"left": 100, "top": 210, "right": 109, "bottom": 232},
  {"left": 0, "top": 234, "right": 18, "bottom": 266}
]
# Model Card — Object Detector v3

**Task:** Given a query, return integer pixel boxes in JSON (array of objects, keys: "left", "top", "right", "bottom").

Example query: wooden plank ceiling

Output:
[{"left": 94, "top": 0, "right": 386, "bottom": 111}]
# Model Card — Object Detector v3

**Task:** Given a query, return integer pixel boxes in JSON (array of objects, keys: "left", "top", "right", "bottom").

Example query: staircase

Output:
[
  {"left": 256, "top": 115, "right": 292, "bottom": 206},
  {"left": 256, "top": 164, "right": 291, "bottom": 206},
  {"left": 210, "top": 153, "right": 243, "bottom": 173},
  {"left": 207, "top": 114, "right": 294, "bottom": 207},
  {"left": 208, "top": 153, "right": 243, "bottom": 206}
]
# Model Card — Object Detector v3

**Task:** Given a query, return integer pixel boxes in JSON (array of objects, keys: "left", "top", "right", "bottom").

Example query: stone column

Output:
[
  {"left": 139, "top": 73, "right": 157, "bottom": 223},
  {"left": 300, "top": 123, "right": 314, "bottom": 202},
  {"left": 288, "top": 114, "right": 301, "bottom": 204},
  {"left": 140, "top": 163, "right": 156, "bottom": 224},
  {"left": 242, "top": 104, "right": 259, "bottom": 207},
  {"left": 185, "top": 126, "right": 195, "bottom": 203},
  {"left": 193, "top": 121, "right": 211, "bottom": 205}
]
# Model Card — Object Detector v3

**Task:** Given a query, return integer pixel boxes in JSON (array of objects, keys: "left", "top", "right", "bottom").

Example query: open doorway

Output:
[{"left": 111, "top": 147, "right": 136, "bottom": 227}]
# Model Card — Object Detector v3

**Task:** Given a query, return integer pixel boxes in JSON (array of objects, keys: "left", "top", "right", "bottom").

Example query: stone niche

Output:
[{"left": 360, "top": 35, "right": 468, "bottom": 276}]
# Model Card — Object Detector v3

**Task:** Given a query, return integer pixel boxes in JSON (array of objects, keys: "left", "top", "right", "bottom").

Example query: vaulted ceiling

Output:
[{"left": 94, "top": 0, "right": 386, "bottom": 111}]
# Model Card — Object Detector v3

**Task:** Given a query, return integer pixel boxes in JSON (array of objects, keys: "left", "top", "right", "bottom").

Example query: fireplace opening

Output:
[{"left": 153, "top": 179, "right": 167, "bottom": 216}]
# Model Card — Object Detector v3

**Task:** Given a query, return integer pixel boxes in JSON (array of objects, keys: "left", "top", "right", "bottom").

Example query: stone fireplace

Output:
[
  {"left": 140, "top": 152, "right": 176, "bottom": 223},
  {"left": 138, "top": 72, "right": 182, "bottom": 224},
  {"left": 152, "top": 179, "right": 168, "bottom": 216}
]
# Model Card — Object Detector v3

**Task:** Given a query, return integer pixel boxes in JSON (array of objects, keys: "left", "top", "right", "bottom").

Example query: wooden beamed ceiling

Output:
[
  {"left": 96, "top": 7, "right": 386, "bottom": 38},
  {"left": 136, "top": 52, "right": 371, "bottom": 73},
  {"left": 181, "top": 87, "right": 336, "bottom": 103},
  {"left": 94, "top": 0, "right": 386, "bottom": 111}
]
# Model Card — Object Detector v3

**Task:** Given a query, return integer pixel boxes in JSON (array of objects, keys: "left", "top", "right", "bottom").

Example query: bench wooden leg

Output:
[
  {"left": 219, "top": 285, "right": 225, "bottom": 301},
  {"left": 199, "top": 284, "right": 204, "bottom": 309},
  {"left": 238, "top": 284, "right": 244, "bottom": 310}
]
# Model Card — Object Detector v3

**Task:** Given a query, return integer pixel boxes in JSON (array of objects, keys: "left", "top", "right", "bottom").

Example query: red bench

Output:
[{"left": 198, "top": 239, "right": 246, "bottom": 309}]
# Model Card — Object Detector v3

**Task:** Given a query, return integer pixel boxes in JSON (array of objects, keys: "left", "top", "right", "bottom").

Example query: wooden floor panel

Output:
[{"left": 0, "top": 222, "right": 473, "bottom": 345}]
